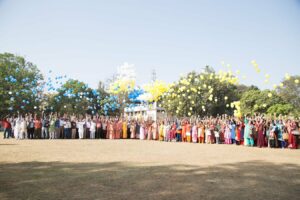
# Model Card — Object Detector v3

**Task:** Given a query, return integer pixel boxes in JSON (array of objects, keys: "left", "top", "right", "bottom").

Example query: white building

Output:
[{"left": 124, "top": 102, "right": 166, "bottom": 121}]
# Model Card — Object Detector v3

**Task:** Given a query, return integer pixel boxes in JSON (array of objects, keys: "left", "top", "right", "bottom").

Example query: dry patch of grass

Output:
[{"left": 0, "top": 137, "right": 299, "bottom": 200}]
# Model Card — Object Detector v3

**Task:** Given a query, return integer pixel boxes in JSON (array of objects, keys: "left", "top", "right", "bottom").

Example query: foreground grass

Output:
[{"left": 0, "top": 137, "right": 299, "bottom": 199}]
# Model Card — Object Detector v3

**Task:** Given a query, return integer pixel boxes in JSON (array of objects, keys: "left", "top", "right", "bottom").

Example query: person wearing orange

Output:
[
  {"left": 108, "top": 120, "right": 114, "bottom": 139},
  {"left": 146, "top": 122, "right": 151, "bottom": 140},
  {"left": 186, "top": 121, "right": 192, "bottom": 143},
  {"left": 198, "top": 122, "right": 205, "bottom": 143},
  {"left": 34, "top": 116, "right": 42, "bottom": 139},
  {"left": 122, "top": 119, "right": 127, "bottom": 139}
]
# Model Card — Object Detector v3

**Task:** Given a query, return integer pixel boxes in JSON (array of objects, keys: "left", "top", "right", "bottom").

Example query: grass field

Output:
[{"left": 0, "top": 135, "right": 299, "bottom": 200}]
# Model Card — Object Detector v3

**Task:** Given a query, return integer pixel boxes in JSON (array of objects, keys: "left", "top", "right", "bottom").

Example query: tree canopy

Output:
[{"left": 1, "top": 53, "right": 299, "bottom": 118}]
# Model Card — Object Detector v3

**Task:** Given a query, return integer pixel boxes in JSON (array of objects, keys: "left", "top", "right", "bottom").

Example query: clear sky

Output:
[{"left": 0, "top": 0, "right": 300, "bottom": 89}]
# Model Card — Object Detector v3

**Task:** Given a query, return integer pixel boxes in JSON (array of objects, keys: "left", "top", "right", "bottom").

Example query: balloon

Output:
[
  {"left": 285, "top": 73, "right": 290, "bottom": 80},
  {"left": 263, "top": 104, "right": 267, "bottom": 107}
]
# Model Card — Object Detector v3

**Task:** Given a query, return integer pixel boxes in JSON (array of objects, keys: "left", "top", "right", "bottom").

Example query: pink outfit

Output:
[{"left": 192, "top": 125, "right": 198, "bottom": 143}]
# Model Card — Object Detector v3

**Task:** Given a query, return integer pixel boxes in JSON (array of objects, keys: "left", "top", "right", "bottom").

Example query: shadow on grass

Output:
[{"left": 0, "top": 161, "right": 299, "bottom": 200}]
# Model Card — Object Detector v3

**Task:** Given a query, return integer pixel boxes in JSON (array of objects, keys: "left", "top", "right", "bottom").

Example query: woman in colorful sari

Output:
[
  {"left": 288, "top": 120, "right": 299, "bottom": 149},
  {"left": 130, "top": 121, "right": 136, "bottom": 139},
  {"left": 108, "top": 120, "right": 114, "bottom": 139},
  {"left": 159, "top": 121, "right": 164, "bottom": 141},
  {"left": 186, "top": 121, "right": 192, "bottom": 143},
  {"left": 244, "top": 118, "right": 250, "bottom": 146},
  {"left": 192, "top": 122, "right": 198, "bottom": 143},
  {"left": 170, "top": 122, "right": 177, "bottom": 141},
  {"left": 140, "top": 121, "right": 145, "bottom": 140},
  {"left": 152, "top": 121, "right": 158, "bottom": 140},
  {"left": 235, "top": 121, "right": 241, "bottom": 145},
  {"left": 256, "top": 119, "right": 265, "bottom": 148},
  {"left": 248, "top": 121, "right": 255, "bottom": 147},
  {"left": 182, "top": 121, "right": 187, "bottom": 142},
  {"left": 224, "top": 121, "right": 231, "bottom": 144},
  {"left": 199, "top": 122, "right": 205, "bottom": 143},
  {"left": 147, "top": 121, "right": 152, "bottom": 140},
  {"left": 116, "top": 119, "right": 122, "bottom": 139}
]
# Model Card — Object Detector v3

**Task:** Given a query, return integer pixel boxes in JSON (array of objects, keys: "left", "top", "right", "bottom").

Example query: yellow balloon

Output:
[
  {"left": 263, "top": 104, "right": 267, "bottom": 107},
  {"left": 285, "top": 73, "right": 291, "bottom": 80},
  {"left": 268, "top": 93, "right": 272, "bottom": 98}
]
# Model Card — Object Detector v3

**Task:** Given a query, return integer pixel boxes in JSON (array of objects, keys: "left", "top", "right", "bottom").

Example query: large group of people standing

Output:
[{"left": 1, "top": 112, "right": 299, "bottom": 149}]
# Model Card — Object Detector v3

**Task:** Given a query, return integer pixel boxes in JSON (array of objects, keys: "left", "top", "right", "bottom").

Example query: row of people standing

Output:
[{"left": 1, "top": 113, "right": 299, "bottom": 149}]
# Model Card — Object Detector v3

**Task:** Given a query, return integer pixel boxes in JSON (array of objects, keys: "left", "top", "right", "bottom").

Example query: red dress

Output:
[
  {"left": 236, "top": 124, "right": 241, "bottom": 142},
  {"left": 256, "top": 123, "right": 265, "bottom": 148}
]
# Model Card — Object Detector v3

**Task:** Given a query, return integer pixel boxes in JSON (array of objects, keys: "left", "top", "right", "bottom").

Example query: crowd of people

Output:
[{"left": 1, "top": 112, "right": 299, "bottom": 149}]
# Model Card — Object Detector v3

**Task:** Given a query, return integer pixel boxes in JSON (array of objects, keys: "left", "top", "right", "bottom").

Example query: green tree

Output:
[
  {"left": 240, "top": 89, "right": 285, "bottom": 115},
  {"left": 276, "top": 75, "right": 300, "bottom": 109},
  {"left": 161, "top": 68, "right": 239, "bottom": 117},
  {"left": 0, "top": 53, "right": 43, "bottom": 117},
  {"left": 267, "top": 104, "right": 294, "bottom": 116},
  {"left": 47, "top": 79, "right": 101, "bottom": 115}
]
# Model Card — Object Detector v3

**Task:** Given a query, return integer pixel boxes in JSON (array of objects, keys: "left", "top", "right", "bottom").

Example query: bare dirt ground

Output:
[{"left": 0, "top": 137, "right": 299, "bottom": 200}]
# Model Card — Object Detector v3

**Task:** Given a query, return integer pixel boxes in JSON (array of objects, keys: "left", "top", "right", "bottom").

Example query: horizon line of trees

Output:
[{"left": 1, "top": 53, "right": 299, "bottom": 118}]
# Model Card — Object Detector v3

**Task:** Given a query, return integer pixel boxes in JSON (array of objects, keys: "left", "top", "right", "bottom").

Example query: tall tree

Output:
[
  {"left": 276, "top": 75, "right": 300, "bottom": 109},
  {"left": 0, "top": 53, "right": 43, "bottom": 117}
]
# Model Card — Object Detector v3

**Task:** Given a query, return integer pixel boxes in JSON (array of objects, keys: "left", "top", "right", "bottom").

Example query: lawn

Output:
[{"left": 0, "top": 136, "right": 299, "bottom": 200}]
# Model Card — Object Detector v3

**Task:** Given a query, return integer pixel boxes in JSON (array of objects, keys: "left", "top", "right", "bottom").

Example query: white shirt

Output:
[
  {"left": 90, "top": 121, "right": 96, "bottom": 132},
  {"left": 77, "top": 121, "right": 85, "bottom": 132}
]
